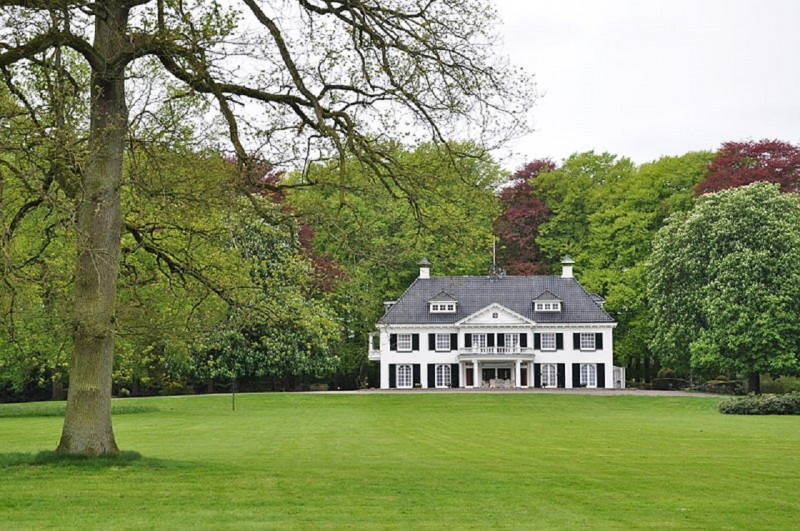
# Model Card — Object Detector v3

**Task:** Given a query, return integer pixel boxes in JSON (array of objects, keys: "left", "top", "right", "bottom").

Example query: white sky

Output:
[{"left": 493, "top": 0, "right": 800, "bottom": 169}]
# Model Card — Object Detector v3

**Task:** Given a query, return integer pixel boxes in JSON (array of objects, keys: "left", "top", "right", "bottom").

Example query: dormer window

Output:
[
  {"left": 535, "top": 301, "right": 561, "bottom": 312},
  {"left": 430, "top": 302, "right": 456, "bottom": 313}
]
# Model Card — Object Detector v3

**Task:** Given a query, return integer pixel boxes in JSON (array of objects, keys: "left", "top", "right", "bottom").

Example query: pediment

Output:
[{"left": 456, "top": 303, "right": 534, "bottom": 326}]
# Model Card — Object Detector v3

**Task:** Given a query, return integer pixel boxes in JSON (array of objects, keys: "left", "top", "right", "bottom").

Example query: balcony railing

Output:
[{"left": 461, "top": 346, "right": 534, "bottom": 355}]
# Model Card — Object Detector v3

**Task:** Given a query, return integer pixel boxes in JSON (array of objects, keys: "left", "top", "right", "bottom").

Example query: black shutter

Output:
[
  {"left": 533, "top": 363, "right": 542, "bottom": 388},
  {"left": 450, "top": 333, "right": 458, "bottom": 351},
  {"left": 451, "top": 364, "right": 460, "bottom": 388},
  {"left": 534, "top": 333, "right": 541, "bottom": 350},
  {"left": 428, "top": 364, "right": 436, "bottom": 388},
  {"left": 413, "top": 364, "right": 421, "bottom": 387},
  {"left": 557, "top": 364, "right": 566, "bottom": 388},
  {"left": 390, "top": 334, "right": 397, "bottom": 351},
  {"left": 572, "top": 363, "right": 581, "bottom": 387},
  {"left": 573, "top": 333, "right": 581, "bottom": 350},
  {"left": 412, "top": 334, "right": 419, "bottom": 351},
  {"left": 597, "top": 363, "right": 606, "bottom": 388},
  {"left": 596, "top": 333, "right": 603, "bottom": 350},
  {"left": 428, "top": 333, "right": 435, "bottom": 351},
  {"left": 520, "top": 333, "right": 528, "bottom": 348},
  {"left": 389, "top": 364, "right": 397, "bottom": 388},
  {"left": 487, "top": 334, "right": 495, "bottom": 347},
  {"left": 465, "top": 334, "right": 472, "bottom": 348},
  {"left": 497, "top": 334, "right": 505, "bottom": 347},
  {"left": 556, "top": 333, "right": 564, "bottom": 350}
]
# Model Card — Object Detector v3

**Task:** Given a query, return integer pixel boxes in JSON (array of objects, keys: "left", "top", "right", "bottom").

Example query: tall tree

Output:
[
  {"left": 0, "top": 0, "right": 532, "bottom": 453},
  {"left": 647, "top": 182, "right": 800, "bottom": 392},
  {"left": 494, "top": 159, "right": 554, "bottom": 275},
  {"left": 696, "top": 139, "right": 800, "bottom": 194}
]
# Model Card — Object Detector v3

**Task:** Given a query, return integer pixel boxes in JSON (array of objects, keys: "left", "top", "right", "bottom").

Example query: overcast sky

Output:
[{"left": 492, "top": 0, "right": 800, "bottom": 170}]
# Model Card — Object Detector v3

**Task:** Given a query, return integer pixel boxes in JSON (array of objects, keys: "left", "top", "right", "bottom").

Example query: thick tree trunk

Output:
[
  {"left": 57, "top": 3, "right": 128, "bottom": 454},
  {"left": 748, "top": 372, "right": 761, "bottom": 394}
]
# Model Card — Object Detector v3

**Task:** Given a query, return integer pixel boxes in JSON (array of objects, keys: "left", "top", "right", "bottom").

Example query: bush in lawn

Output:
[
  {"left": 696, "top": 378, "right": 745, "bottom": 395},
  {"left": 656, "top": 368, "right": 676, "bottom": 379},
  {"left": 719, "top": 393, "right": 800, "bottom": 415},
  {"left": 761, "top": 375, "right": 800, "bottom": 394}
]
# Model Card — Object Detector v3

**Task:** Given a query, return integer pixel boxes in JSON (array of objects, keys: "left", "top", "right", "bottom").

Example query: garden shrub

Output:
[
  {"left": 656, "top": 368, "right": 676, "bottom": 379},
  {"left": 696, "top": 379, "right": 745, "bottom": 395},
  {"left": 719, "top": 393, "right": 800, "bottom": 415},
  {"left": 761, "top": 376, "right": 800, "bottom": 395},
  {"left": 651, "top": 378, "right": 689, "bottom": 390}
]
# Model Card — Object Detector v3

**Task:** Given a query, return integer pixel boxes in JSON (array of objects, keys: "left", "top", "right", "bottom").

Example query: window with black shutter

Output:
[
  {"left": 412, "top": 334, "right": 420, "bottom": 351},
  {"left": 465, "top": 334, "right": 472, "bottom": 348},
  {"left": 487, "top": 334, "right": 495, "bottom": 347},
  {"left": 497, "top": 334, "right": 505, "bottom": 347},
  {"left": 572, "top": 363, "right": 581, "bottom": 387},
  {"left": 428, "top": 334, "right": 435, "bottom": 351},
  {"left": 390, "top": 334, "right": 397, "bottom": 351},
  {"left": 534, "top": 333, "right": 541, "bottom": 350},
  {"left": 427, "top": 364, "right": 436, "bottom": 388},
  {"left": 557, "top": 364, "right": 566, "bottom": 388},
  {"left": 597, "top": 363, "right": 606, "bottom": 388},
  {"left": 520, "top": 333, "right": 528, "bottom": 348},
  {"left": 389, "top": 364, "right": 397, "bottom": 388},
  {"left": 556, "top": 333, "right": 564, "bottom": 350},
  {"left": 533, "top": 363, "right": 541, "bottom": 388},
  {"left": 450, "top": 333, "right": 458, "bottom": 351},
  {"left": 451, "top": 364, "right": 460, "bottom": 388},
  {"left": 595, "top": 333, "right": 604, "bottom": 350},
  {"left": 413, "top": 364, "right": 421, "bottom": 387},
  {"left": 573, "top": 333, "right": 580, "bottom": 350}
]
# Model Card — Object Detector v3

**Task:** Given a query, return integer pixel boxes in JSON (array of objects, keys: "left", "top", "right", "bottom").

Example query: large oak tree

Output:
[{"left": 0, "top": 0, "right": 532, "bottom": 454}]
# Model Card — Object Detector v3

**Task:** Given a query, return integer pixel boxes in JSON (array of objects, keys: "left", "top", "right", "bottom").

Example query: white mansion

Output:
[{"left": 368, "top": 258, "right": 624, "bottom": 390}]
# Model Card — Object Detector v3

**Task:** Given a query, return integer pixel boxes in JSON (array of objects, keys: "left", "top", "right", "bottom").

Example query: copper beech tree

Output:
[{"left": 0, "top": 0, "right": 533, "bottom": 454}]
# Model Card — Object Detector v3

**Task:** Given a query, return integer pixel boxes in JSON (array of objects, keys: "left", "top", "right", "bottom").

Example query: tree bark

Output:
[
  {"left": 57, "top": 2, "right": 128, "bottom": 454},
  {"left": 748, "top": 372, "right": 761, "bottom": 394}
]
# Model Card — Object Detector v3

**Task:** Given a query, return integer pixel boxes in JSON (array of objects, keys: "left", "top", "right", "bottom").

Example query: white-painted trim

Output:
[{"left": 455, "top": 303, "right": 536, "bottom": 326}]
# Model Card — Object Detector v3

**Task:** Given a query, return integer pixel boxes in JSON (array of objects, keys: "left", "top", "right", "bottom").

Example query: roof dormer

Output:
[
  {"left": 533, "top": 289, "right": 562, "bottom": 312},
  {"left": 428, "top": 291, "right": 457, "bottom": 313}
]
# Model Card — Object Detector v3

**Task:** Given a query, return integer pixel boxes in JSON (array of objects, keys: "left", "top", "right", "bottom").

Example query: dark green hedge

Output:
[{"left": 719, "top": 393, "right": 800, "bottom": 415}]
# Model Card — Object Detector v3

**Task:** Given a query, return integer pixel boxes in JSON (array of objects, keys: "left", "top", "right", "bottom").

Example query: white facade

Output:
[{"left": 368, "top": 258, "right": 623, "bottom": 390}]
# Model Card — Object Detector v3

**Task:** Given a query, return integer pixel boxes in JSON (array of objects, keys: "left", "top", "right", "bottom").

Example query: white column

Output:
[
  {"left": 515, "top": 360, "right": 522, "bottom": 388},
  {"left": 473, "top": 360, "right": 480, "bottom": 388}
]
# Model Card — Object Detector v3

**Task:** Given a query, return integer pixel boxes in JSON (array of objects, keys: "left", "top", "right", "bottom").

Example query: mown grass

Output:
[{"left": 1, "top": 392, "right": 798, "bottom": 529}]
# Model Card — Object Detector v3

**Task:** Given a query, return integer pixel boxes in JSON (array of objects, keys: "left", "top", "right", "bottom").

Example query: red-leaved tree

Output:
[
  {"left": 495, "top": 159, "right": 555, "bottom": 275},
  {"left": 696, "top": 139, "right": 800, "bottom": 195}
]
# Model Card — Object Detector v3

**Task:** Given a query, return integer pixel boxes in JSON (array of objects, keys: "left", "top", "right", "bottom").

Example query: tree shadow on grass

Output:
[{"left": 0, "top": 450, "right": 190, "bottom": 470}]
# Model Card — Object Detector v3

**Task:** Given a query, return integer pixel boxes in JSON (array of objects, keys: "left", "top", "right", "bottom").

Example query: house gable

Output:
[{"left": 456, "top": 303, "right": 535, "bottom": 326}]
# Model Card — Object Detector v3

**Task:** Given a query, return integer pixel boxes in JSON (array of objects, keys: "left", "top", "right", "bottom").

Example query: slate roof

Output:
[
  {"left": 532, "top": 289, "right": 561, "bottom": 301},
  {"left": 379, "top": 275, "right": 614, "bottom": 325},
  {"left": 428, "top": 291, "right": 457, "bottom": 302}
]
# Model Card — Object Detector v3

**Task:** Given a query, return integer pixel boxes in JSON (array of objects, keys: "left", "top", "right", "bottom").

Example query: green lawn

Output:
[{"left": 1, "top": 393, "right": 799, "bottom": 529}]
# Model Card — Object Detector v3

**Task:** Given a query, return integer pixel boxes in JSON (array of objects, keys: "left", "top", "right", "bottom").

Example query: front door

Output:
[{"left": 466, "top": 368, "right": 474, "bottom": 387}]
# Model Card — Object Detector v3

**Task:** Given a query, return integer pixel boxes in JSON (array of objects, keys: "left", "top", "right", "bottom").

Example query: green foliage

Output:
[
  {"left": 719, "top": 393, "right": 800, "bottom": 415},
  {"left": 647, "top": 182, "right": 800, "bottom": 378},
  {"left": 287, "top": 142, "right": 503, "bottom": 381},
  {"left": 761, "top": 375, "right": 800, "bottom": 394}
]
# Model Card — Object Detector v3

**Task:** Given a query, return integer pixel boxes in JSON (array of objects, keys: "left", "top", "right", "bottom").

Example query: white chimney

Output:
[
  {"left": 418, "top": 257, "right": 431, "bottom": 279},
  {"left": 561, "top": 255, "right": 575, "bottom": 279}
]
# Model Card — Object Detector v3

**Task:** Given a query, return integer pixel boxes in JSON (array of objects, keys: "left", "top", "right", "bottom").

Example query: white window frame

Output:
[
  {"left": 430, "top": 302, "right": 457, "bottom": 313},
  {"left": 435, "top": 364, "right": 452, "bottom": 388},
  {"left": 397, "top": 364, "right": 413, "bottom": 388},
  {"left": 540, "top": 332, "right": 556, "bottom": 351},
  {"left": 580, "top": 363, "right": 597, "bottom": 388},
  {"left": 504, "top": 333, "right": 520, "bottom": 350},
  {"left": 397, "top": 333, "right": 413, "bottom": 352},
  {"left": 542, "top": 363, "right": 557, "bottom": 388},
  {"left": 535, "top": 302, "right": 561, "bottom": 312},
  {"left": 580, "top": 333, "right": 596, "bottom": 351},
  {"left": 435, "top": 333, "right": 451, "bottom": 352},
  {"left": 472, "top": 333, "right": 487, "bottom": 349}
]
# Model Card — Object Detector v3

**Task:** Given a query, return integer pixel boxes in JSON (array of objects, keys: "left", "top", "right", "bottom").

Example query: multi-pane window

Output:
[
  {"left": 435, "top": 333, "right": 451, "bottom": 351},
  {"left": 504, "top": 333, "right": 519, "bottom": 349},
  {"left": 580, "top": 363, "right": 597, "bottom": 387},
  {"left": 535, "top": 302, "right": 561, "bottom": 312},
  {"left": 541, "top": 332, "right": 556, "bottom": 351},
  {"left": 430, "top": 303, "right": 456, "bottom": 313},
  {"left": 472, "top": 334, "right": 487, "bottom": 348},
  {"left": 397, "top": 364, "right": 413, "bottom": 388},
  {"left": 542, "top": 364, "right": 557, "bottom": 387},
  {"left": 435, "top": 364, "right": 452, "bottom": 388},
  {"left": 580, "top": 333, "right": 596, "bottom": 351},
  {"left": 397, "top": 333, "right": 412, "bottom": 352}
]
